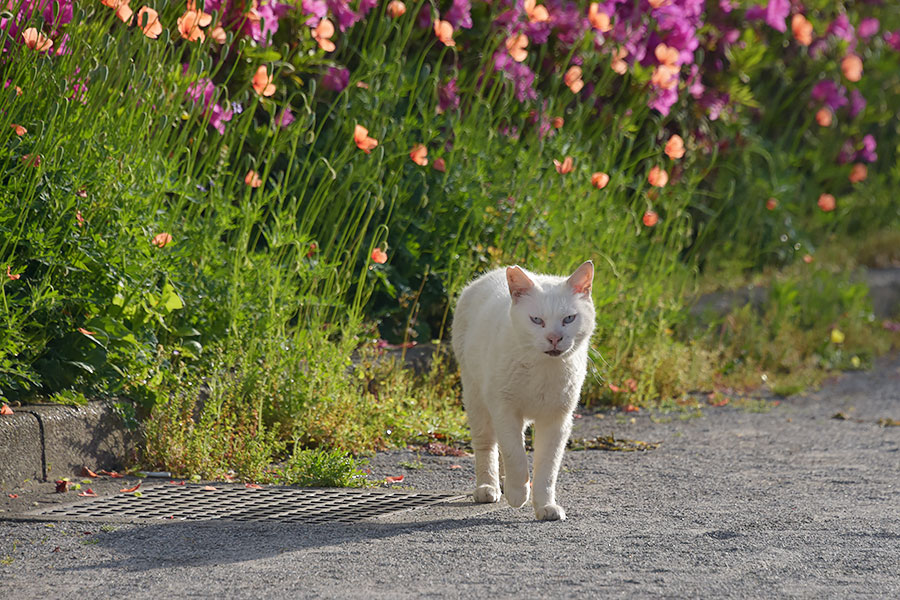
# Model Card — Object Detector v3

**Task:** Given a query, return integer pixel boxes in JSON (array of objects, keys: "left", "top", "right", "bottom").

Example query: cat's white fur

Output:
[{"left": 451, "top": 261, "right": 595, "bottom": 521}]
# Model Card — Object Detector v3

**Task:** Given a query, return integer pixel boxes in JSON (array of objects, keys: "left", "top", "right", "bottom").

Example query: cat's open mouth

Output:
[{"left": 545, "top": 349, "right": 563, "bottom": 356}]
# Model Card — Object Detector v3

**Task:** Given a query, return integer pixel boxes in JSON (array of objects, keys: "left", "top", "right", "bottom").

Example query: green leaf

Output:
[{"left": 160, "top": 282, "right": 184, "bottom": 313}]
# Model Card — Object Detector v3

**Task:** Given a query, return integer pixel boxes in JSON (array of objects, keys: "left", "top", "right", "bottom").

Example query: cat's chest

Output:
[{"left": 500, "top": 357, "right": 585, "bottom": 413}]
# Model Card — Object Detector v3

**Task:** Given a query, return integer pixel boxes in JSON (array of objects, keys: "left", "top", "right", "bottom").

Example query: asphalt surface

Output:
[{"left": 2, "top": 356, "right": 899, "bottom": 599}]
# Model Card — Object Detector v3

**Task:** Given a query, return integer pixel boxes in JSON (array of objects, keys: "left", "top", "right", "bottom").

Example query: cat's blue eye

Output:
[
  {"left": 562, "top": 314, "right": 577, "bottom": 325},
  {"left": 530, "top": 316, "right": 545, "bottom": 327}
]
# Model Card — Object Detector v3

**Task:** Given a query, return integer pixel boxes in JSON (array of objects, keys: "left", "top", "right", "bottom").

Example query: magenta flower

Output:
[
  {"left": 252, "top": 1, "right": 291, "bottom": 44},
  {"left": 837, "top": 139, "right": 855, "bottom": 165},
  {"left": 856, "top": 135, "right": 877, "bottom": 163},
  {"left": 209, "top": 103, "right": 234, "bottom": 135},
  {"left": 698, "top": 90, "right": 729, "bottom": 121},
  {"left": 185, "top": 79, "right": 233, "bottom": 135},
  {"left": 445, "top": 0, "right": 472, "bottom": 30},
  {"left": 885, "top": 31, "right": 900, "bottom": 52},
  {"left": 811, "top": 80, "right": 848, "bottom": 112},
  {"left": 493, "top": 51, "right": 536, "bottom": 102},
  {"left": 301, "top": 0, "right": 327, "bottom": 26},
  {"left": 649, "top": 86, "right": 678, "bottom": 116},
  {"left": 437, "top": 78, "right": 460, "bottom": 113},
  {"left": 685, "top": 64, "right": 704, "bottom": 99},
  {"left": 328, "top": 0, "right": 361, "bottom": 31},
  {"left": 826, "top": 14, "right": 855, "bottom": 43},
  {"left": 322, "top": 66, "right": 350, "bottom": 92},
  {"left": 359, "top": 0, "right": 378, "bottom": 15},
  {"left": 745, "top": 0, "right": 789, "bottom": 34},
  {"left": 858, "top": 18, "right": 879, "bottom": 40},
  {"left": 848, "top": 89, "right": 866, "bottom": 119},
  {"left": 276, "top": 108, "right": 295, "bottom": 128}
]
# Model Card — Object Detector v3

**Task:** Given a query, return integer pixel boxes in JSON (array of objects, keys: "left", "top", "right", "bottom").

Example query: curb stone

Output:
[
  {"left": 0, "top": 411, "right": 43, "bottom": 487},
  {"left": 0, "top": 402, "right": 135, "bottom": 488}
]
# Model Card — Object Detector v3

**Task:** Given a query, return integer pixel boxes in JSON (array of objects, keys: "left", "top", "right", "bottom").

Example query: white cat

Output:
[{"left": 451, "top": 261, "right": 595, "bottom": 521}]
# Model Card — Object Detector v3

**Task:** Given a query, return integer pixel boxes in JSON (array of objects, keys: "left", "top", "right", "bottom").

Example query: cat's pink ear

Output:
[
  {"left": 506, "top": 266, "right": 535, "bottom": 303},
  {"left": 567, "top": 261, "right": 594, "bottom": 297}
]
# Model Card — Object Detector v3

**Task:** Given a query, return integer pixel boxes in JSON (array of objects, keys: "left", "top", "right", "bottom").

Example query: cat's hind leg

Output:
[{"left": 464, "top": 391, "right": 501, "bottom": 503}]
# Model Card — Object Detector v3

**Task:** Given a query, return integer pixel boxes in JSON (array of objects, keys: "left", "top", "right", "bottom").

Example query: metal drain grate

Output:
[{"left": 20, "top": 484, "right": 465, "bottom": 524}]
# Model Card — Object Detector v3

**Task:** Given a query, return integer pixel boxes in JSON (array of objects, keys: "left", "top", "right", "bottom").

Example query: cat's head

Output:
[{"left": 505, "top": 261, "right": 596, "bottom": 359}]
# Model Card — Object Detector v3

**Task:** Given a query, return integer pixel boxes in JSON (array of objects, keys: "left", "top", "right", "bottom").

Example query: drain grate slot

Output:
[{"left": 18, "top": 484, "right": 465, "bottom": 524}]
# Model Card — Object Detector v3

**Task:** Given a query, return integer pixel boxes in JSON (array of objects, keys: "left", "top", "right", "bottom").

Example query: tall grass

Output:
[{"left": 2, "top": 1, "right": 899, "bottom": 477}]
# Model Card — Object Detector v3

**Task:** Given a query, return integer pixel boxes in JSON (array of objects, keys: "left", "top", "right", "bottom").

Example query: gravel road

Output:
[{"left": 1, "top": 356, "right": 898, "bottom": 599}]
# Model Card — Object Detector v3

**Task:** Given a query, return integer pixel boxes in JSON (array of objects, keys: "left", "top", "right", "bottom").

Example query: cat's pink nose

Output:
[{"left": 547, "top": 333, "right": 563, "bottom": 348}]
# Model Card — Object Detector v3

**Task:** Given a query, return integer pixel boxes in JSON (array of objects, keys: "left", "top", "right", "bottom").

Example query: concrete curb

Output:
[
  {"left": 1, "top": 269, "right": 898, "bottom": 490},
  {"left": 0, "top": 402, "right": 135, "bottom": 488}
]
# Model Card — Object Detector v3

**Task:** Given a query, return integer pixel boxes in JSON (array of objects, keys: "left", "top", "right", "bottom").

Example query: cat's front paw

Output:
[
  {"left": 504, "top": 483, "right": 531, "bottom": 508},
  {"left": 473, "top": 484, "right": 501, "bottom": 503},
  {"left": 534, "top": 503, "right": 566, "bottom": 521}
]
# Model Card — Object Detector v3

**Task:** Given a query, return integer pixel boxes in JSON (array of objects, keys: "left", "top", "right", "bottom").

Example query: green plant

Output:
[{"left": 278, "top": 447, "right": 369, "bottom": 488}]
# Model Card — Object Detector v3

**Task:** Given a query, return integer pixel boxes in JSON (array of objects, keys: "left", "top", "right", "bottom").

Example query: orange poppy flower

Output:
[
  {"left": 664, "top": 134, "right": 685, "bottom": 159},
  {"left": 387, "top": 1, "right": 406, "bottom": 17},
  {"left": 591, "top": 172, "right": 609, "bottom": 189},
  {"left": 102, "top": 0, "right": 132, "bottom": 22},
  {"left": 117, "top": 0, "right": 133, "bottom": 23},
  {"left": 524, "top": 0, "right": 549, "bottom": 23},
  {"left": 815, "top": 108, "right": 832, "bottom": 127},
  {"left": 841, "top": 54, "right": 863, "bottom": 82},
  {"left": 642, "top": 210, "right": 659, "bottom": 227},
  {"left": 791, "top": 14, "right": 813, "bottom": 46},
  {"left": 766, "top": 198, "right": 778, "bottom": 210},
  {"left": 848, "top": 163, "right": 867, "bottom": 184},
  {"left": 432, "top": 157, "right": 446, "bottom": 173},
  {"left": 371, "top": 248, "right": 388, "bottom": 264},
  {"left": 651, "top": 64, "right": 678, "bottom": 89},
  {"left": 313, "top": 18, "right": 336, "bottom": 52},
  {"left": 353, "top": 125, "right": 378, "bottom": 153},
  {"left": 611, "top": 47, "right": 628, "bottom": 74},
  {"left": 817, "top": 193, "right": 835, "bottom": 212},
  {"left": 588, "top": 3, "right": 612, "bottom": 32},
  {"left": 410, "top": 144, "right": 428, "bottom": 166},
  {"left": 210, "top": 25, "right": 226, "bottom": 43},
  {"left": 434, "top": 19, "right": 455, "bottom": 47},
  {"left": 6, "top": 265, "right": 20, "bottom": 281},
  {"left": 506, "top": 33, "right": 528, "bottom": 63},
  {"left": 564, "top": 65, "right": 584, "bottom": 93},
  {"left": 647, "top": 166, "right": 668, "bottom": 187},
  {"left": 151, "top": 232, "right": 173, "bottom": 247},
  {"left": 554, "top": 156, "right": 574, "bottom": 174},
  {"left": 245, "top": 170, "right": 262, "bottom": 188},
  {"left": 252, "top": 65, "right": 276, "bottom": 97},
  {"left": 654, "top": 43, "right": 679, "bottom": 67},
  {"left": 177, "top": 8, "right": 212, "bottom": 42},
  {"left": 551, "top": 117, "right": 564, "bottom": 129},
  {"left": 10, "top": 124, "right": 26, "bottom": 136},
  {"left": 136, "top": 6, "right": 163, "bottom": 39},
  {"left": 22, "top": 27, "right": 53, "bottom": 52}
]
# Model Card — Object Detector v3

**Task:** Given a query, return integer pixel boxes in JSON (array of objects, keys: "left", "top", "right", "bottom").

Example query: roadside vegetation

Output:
[{"left": 2, "top": 0, "right": 898, "bottom": 484}]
